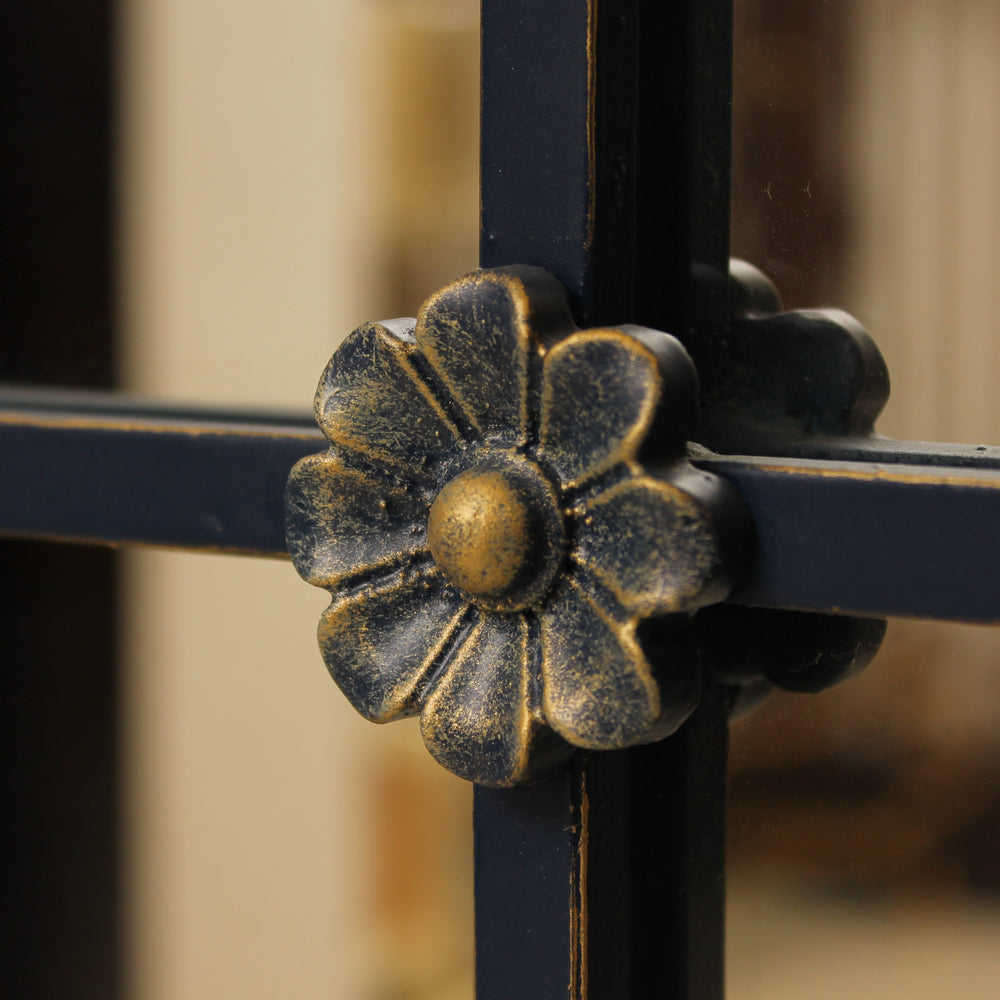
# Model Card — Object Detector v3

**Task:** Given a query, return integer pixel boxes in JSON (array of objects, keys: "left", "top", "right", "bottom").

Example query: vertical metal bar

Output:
[
  {"left": 480, "top": 0, "right": 639, "bottom": 326},
  {"left": 477, "top": 1, "right": 733, "bottom": 997},
  {"left": 626, "top": 692, "right": 729, "bottom": 1000}
]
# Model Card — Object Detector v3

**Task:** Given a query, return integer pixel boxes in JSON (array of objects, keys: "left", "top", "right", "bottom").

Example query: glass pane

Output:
[
  {"left": 730, "top": 2, "right": 1000, "bottom": 996},
  {"left": 728, "top": 618, "right": 1000, "bottom": 999},
  {"left": 731, "top": 0, "right": 1000, "bottom": 445}
]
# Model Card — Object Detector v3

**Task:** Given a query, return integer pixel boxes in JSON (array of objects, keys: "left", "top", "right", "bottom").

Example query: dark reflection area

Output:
[
  {"left": 728, "top": 619, "right": 1000, "bottom": 996},
  {"left": 731, "top": 661, "right": 1000, "bottom": 897},
  {"left": 731, "top": 0, "right": 851, "bottom": 309},
  {"left": 1, "top": 0, "right": 120, "bottom": 995}
]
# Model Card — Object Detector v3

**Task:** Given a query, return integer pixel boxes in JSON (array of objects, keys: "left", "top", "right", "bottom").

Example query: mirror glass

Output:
[{"left": 729, "top": 2, "right": 1000, "bottom": 996}]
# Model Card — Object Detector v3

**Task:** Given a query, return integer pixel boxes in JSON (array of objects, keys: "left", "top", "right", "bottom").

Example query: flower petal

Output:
[
  {"left": 421, "top": 612, "right": 572, "bottom": 785},
  {"left": 315, "top": 320, "right": 461, "bottom": 477},
  {"left": 318, "top": 573, "right": 467, "bottom": 722},
  {"left": 285, "top": 452, "right": 430, "bottom": 588},
  {"left": 540, "top": 579, "right": 663, "bottom": 749},
  {"left": 539, "top": 327, "right": 696, "bottom": 487},
  {"left": 574, "top": 474, "right": 727, "bottom": 615},
  {"left": 416, "top": 267, "right": 573, "bottom": 445}
]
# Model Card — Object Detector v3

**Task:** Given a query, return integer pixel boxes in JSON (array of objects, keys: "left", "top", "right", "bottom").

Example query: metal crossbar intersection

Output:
[{"left": 3, "top": 0, "right": 1000, "bottom": 997}]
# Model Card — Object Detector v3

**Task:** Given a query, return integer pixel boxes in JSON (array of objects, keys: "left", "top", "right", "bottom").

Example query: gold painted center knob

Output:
[{"left": 427, "top": 464, "right": 564, "bottom": 608}]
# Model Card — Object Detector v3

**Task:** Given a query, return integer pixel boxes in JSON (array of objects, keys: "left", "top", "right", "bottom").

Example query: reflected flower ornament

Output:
[{"left": 286, "top": 267, "right": 750, "bottom": 786}]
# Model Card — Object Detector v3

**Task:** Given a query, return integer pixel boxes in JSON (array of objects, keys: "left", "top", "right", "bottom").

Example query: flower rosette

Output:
[{"left": 286, "top": 266, "right": 750, "bottom": 786}]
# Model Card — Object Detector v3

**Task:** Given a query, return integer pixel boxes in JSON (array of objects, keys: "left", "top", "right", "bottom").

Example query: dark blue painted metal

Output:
[
  {"left": 474, "top": 773, "right": 583, "bottom": 998},
  {"left": 477, "top": 0, "right": 733, "bottom": 996},
  {"left": 480, "top": 0, "right": 599, "bottom": 319},
  {"left": 708, "top": 455, "right": 1000, "bottom": 623},
  {"left": 0, "top": 389, "right": 319, "bottom": 555},
  {"left": 4, "top": 389, "right": 1000, "bottom": 620}
]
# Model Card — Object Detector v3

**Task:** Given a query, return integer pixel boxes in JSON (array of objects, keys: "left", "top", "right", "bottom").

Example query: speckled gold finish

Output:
[
  {"left": 428, "top": 463, "right": 565, "bottom": 609},
  {"left": 285, "top": 266, "right": 752, "bottom": 785},
  {"left": 430, "top": 468, "right": 531, "bottom": 596}
]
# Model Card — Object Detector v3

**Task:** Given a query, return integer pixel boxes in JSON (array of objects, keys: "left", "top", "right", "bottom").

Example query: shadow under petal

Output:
[
  {"left": 315, "top": 321, "right": 461, "bottom": 478},
  {"left": 421, "top": 611, "right": 572, "bottom": 786},
  {"left": 286, "top": 451, "right": 430, "bottom": 588},
  {"left": 319, "top": 571, "right": 467, "bottom": 723}
]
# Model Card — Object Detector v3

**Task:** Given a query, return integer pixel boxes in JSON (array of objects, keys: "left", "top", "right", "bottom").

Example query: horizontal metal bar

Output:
[
  {"left": 701, "top": 454, "right": 1000, "bottom": 624},
  {"left": 2, "top": 389, "right": 999, "bottom": 622},
  {"left": 0, "top": 389, "right": 322, "bottom": 555}
]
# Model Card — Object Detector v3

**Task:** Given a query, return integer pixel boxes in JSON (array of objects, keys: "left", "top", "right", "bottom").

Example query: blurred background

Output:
[{"left": 4, "top": 0, "right": 1000, "bottom": 996}]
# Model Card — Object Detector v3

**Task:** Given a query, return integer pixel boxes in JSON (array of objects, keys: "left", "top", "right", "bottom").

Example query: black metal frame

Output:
[
  {"left": 3, "top": 0, "right": 999, "bottom": 997},
  {"left": 3, "top": 394, "right": 1000, "bottom": 621}
]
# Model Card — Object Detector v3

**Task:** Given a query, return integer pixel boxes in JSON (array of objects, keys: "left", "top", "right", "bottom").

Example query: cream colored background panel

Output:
[
  {"left": 119, "top": 0, "right": 387, "bottom": 995},
  {"left": 120, "top": 0, "right": 386, "bottom": 408}
]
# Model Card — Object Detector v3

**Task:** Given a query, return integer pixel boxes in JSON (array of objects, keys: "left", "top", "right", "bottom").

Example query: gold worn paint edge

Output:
[
  {"left": 584, "top": 0, "right": 597, "bottom": 252},
  {"left": 0, "top": 410, "right": 321, "bottom": 440},
  {"left": 732, "top": 457, "right": 1000, "bottom": 490},
  {"left": 0, "top": 528, "right": 291, "bottom": 558},
  {"left": 569, "top": 769, "right": 589, "bottom": 999}
]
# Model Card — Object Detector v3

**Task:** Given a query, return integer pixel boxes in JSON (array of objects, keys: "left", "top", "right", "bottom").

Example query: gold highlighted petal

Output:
[
  {"left": 417, "top": 267, "right": 574, "bottom": 445},
  {"left": 315, "top": 321, "right": 460, "bottom": 477},
  {"left": 285, "top": 452, "right": 429, "bottom": 588},
  {"left": 319, "top": 574, "right": 466, "bottom": 723},
  {"left": 575, "top": 475, "right": 727, "bottom": 615},
  {"left": 540, "top": 579, "right": 662, "bottom": 749},
  {"left": 540, "top": 330, "right": 661, "bottom": 487},
  {"left": 421, "top": 613, "right": 569, "bottom": 786}
]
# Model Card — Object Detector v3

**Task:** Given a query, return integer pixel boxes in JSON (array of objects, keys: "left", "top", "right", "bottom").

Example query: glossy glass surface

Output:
[{"left": 730, "top": 4, "right": 1000, "bottom": 996}]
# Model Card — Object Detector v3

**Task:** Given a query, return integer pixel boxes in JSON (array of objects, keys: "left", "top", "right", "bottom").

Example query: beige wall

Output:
[
  {"left": 120, "top": 1, "right": 385, "bottom": 996},
  {"left": 119, "top": 0, "right": 479, "bottom": 995}
]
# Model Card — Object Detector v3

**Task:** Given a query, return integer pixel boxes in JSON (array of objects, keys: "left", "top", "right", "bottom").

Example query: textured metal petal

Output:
[
  {"left": 416, "top": 267, "right": 574, "bottom": 445},
  {"left": 574, "top": 474, "right": 728, "bottom": 616},
  {"left": 421, "top": 612, "right": 571, "bottom": 786},
  {"left": 539, "top": 328, "right": 692, "bottom": 488},
  {"left": 315, "top": 320, "right": 461, "bottom": 478},
  {"left": 285, "top": 452, "right": 429, "bottom": 588},
  {"left": 540, "top": 579, "right": 662, "bottom": 749},
  {"left": 318, "top": 573, "right": 467, "bottom": 723},
  {"left": 286, "top": 267, "right": 759, "bottom": 784}
]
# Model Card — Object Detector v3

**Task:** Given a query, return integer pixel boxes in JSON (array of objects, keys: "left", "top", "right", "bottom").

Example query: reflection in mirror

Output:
[
  {"left": 730, "top": 2, "right": 1000, "bottom": 997},
  {"left": 732, "top": 0, "right": 1000, "bottom": 445},
  {"left": 729, "top": 619, "right": 1000, "bottom": 999}
]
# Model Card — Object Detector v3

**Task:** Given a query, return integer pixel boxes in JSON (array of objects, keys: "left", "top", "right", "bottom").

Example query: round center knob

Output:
[
  {"left": 428, "top": 468, "right": 537, "bottom": 599},
  {"left": 428, "top": 460, "right": 566, "bottom": 610}
]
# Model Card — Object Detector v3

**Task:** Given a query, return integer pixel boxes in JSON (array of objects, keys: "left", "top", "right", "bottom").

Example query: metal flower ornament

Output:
[{"left": 286, "top": 267, "right": 750, "bottom": 786}]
